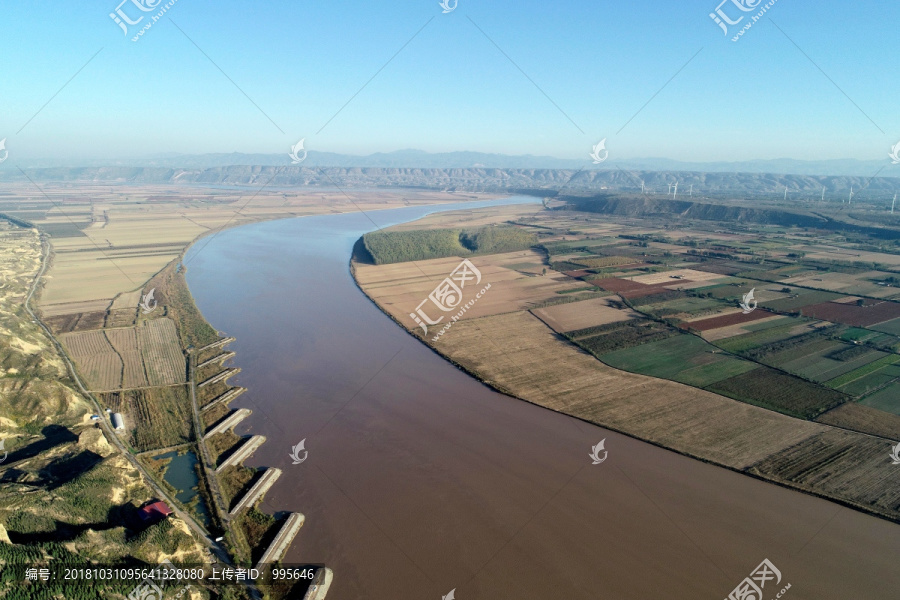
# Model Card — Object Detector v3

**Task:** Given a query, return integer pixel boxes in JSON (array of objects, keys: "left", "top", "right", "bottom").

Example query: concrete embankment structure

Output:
[
  {"left": 303, "top": 568, "right": 334, "bottom": 600},
  {"left": 255, "top": 512, "right": 305, "bottom": 568},
  {"left": 197, "top": 337, "right": 235, "bottom": 353},
  {"left": 215, "top": 435, "right": 266, "bottom": 473},
  {"left": 201, "top": 387, "right": 245, "bottom": 412},
  {"left": 203, "top": 408, "right": 250, "bottom": 440},
  {"left": 197, "top": 351, "right": 235, "bottom": 369},
  {"left": 198, "top": 367, "right": 240, "bottom": 388},
  {"left": 228, "top": 467, "right": 282, "bottom": 517}
]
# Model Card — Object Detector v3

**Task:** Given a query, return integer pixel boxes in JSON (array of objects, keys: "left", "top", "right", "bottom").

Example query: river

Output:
[{"left": 184, "top": 196, "right": 899, "bottom": 600}]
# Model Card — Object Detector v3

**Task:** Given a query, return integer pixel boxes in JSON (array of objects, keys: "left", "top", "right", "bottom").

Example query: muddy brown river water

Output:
[{"left": 185, "top": 198, "right": 899, "bottom": 600}]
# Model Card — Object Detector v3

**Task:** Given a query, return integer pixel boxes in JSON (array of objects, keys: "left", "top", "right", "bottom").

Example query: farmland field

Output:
[
  {"left": 59, "top": 329, "right": 123, "bottom": 390},
  {"left": 868, "top": 317, "right": 900, "bottom": 335},
  {"left": 98, "top": 385, "right": 193, "bottom": 451},
  {"left": 858, "top": 385, "right": 900, "bottom": 416},
  {"left": 530, "top": 296, "right": 640, "bottom": 333},
  {"left": 138, "top": 318, "right": 186, "bottom": 385},
  {"left": 713, "top": 320, "right": 824, "bottom": 355},
  {"left": 684, "top": 309, "right": 774, "bottom": 331},
  {"left": 105, "top": 327, "right": 146, "bottom": 388},
  {"left": 59, "top": 317, "right": 185, "bottom": 390},
  {"left": 707, "top": 367, "right": 849, "bottom": 419},
  {"left": 750, "top": 429, "right": 900, "bottom": 522},
  {"left": 816, "top": 402, "right": 900, "bottom": 439},
  {"left": 762, "top": 290, "right": 843, "bottom": 311},
  {"left": 598, "top": 334, "right": 754, "bottom": 387},
  {"left": 800, "top": 300, "right": 900, "bottom": 327},
  {"left": 768, "top": 339, "right": 887, "bottom": 382},
  {"left": 566, "top": 319, "right": 675, "bottom": 355}
]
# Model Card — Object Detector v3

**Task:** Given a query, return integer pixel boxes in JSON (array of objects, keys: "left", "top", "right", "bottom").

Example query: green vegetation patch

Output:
[
  {"left": 676, "top": 359, "right": 758, "bottom": 387},
  {"left": 707, "top": 367, "right": 849, "bottom": 419},
  {"left": 363, "top": 225, "right": 537, "bottom": 264},
  {"left": 99, "top": 386, "right": 194, "bottom": 452},
  {"left": 599, "top": 334, "right": 755, "bottom": 386},
  {"left": 858, "top": 385, "right": 900, "bottom": 416},
  {"left": 565, "top": 319, "right": 675, "bottom": 356},
  {"left": 826, "top": 354, "right": 900, "bottom": 389},
  {"left": 738, "top": 324, "right": 840, "bottom": 362},
  {"left": 713, "top": 321, "right": 806, "bottom": 354},
  {"left": 776, "top": 342, "right": 886, "bottom": 383}
]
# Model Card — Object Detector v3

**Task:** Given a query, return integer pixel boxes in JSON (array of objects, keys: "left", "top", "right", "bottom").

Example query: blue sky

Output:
[{"left": 1, "top": 0, "right": 897, "bottom": 162}]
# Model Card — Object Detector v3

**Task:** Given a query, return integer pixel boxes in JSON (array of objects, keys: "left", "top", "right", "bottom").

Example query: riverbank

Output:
[
  {"left": 179, "top": 200, "right": 899, "bottom": 600},
  {"left": 350, "top": 214, "right": 900, "bottom": 526}
]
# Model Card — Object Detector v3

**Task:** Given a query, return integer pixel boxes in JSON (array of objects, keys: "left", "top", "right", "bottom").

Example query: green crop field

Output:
[
  {"left": 833, "top": 364, "right": 900, "bottom": 397},
  {"left": 599, "top": 334, "right": 739, "bottom": 382},
  {"left": 736, "top": 325, "right": 840, "bottom": 362},
  {"left": 675, "top": 358, "right": 758, "bottom": 387},
  {"left": 858, "top": 385, "right": 900, "bottom": 415},
  {"left": 708, "top": 367, "right": 849, "bottom": 419},
  {"left": 826, "top": 354, "right": 900, "bottom": 389},
  {"left": 714, "top": 321, "right": 824, "bottom": 355},
  {"left": 768, "top": 340, "right": 887, "bottom": 382}
]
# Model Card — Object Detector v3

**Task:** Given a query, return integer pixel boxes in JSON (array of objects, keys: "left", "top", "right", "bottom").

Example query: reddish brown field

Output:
[
  {"left": 800, "top": 300, "right": 900, "bottom": 326},
  {"left": 683, "top": 309, "right": 774, "bottom": 331},
  {"left": 589, "top": 277, "right": 689, "bottom": 299}
]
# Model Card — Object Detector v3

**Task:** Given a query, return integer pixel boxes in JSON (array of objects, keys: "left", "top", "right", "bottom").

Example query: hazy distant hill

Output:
[
  {"left": 4, "top": 149, "right": 900, "bottom": 177},
  {"left": 2, "top": 165, "right": 898, "bottom": 201}
]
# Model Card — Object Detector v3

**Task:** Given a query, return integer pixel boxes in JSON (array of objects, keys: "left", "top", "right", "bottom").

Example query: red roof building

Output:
[{"left": 138, "top": 501, "right": 174, "bottom": 522}]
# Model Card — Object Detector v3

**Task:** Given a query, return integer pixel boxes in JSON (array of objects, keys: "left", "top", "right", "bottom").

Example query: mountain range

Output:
[{"left": 4, "top": 149, "right": 899, "bottom": 178}]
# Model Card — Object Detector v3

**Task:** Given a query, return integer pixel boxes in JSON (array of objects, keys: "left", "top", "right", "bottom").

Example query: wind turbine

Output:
[
  {"left": 893, "top": 193, "right": 897, "bottom": 214},
  {"left": 849, "top": 186, "right": 854, "bottom": 205},
  {"left": 673, "top": 182, "right": 678, "bottom": 199}
]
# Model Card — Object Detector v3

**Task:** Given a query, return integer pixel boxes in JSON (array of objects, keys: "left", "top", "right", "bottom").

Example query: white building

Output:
[{"left": 111, "top": 413, "right": 125, "bottom": 431}]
